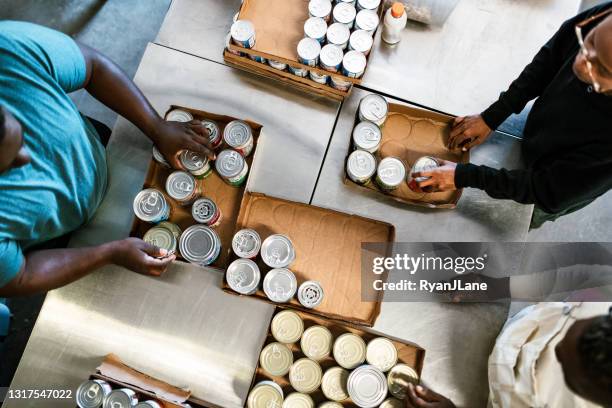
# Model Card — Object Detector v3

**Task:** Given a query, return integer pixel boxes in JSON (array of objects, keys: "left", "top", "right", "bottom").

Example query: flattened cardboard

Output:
[
  {"left": 249, "top": 309, "right": 426, "bottom": 407},
  {"left": 345, "top": 102, "right": 469, "bottom": 209},
  {"left": 223, "top": 192, "right": 395, "bottom": 327},
  {"left": 129, "top": 106, "right": 262, "bottom": 268}
]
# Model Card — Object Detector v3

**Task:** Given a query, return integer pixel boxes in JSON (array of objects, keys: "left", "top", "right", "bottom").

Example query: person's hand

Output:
[
  {"left": 448, "top": 115, "right": 492, "bottom": 151},
  {"left": 151, "top": 119, "right": 215, "bottom": 169},
  {"left": 412, "top": 159, "right": 457, "bottom": 192},
  {"left": 110, "top": 238, "right": 176, "bottom": 276},
  {"left": 405, "top": 384, "right": 456, "bottom": 408}
]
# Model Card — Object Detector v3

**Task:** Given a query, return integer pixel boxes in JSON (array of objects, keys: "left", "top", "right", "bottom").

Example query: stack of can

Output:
[{"left": 75, "top": 379, "right": 167, "bottom": 408}]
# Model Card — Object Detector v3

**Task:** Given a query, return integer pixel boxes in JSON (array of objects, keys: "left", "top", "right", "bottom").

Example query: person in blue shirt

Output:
[{"left": 0, "top": 22, "right": 215, "bottom": 297}]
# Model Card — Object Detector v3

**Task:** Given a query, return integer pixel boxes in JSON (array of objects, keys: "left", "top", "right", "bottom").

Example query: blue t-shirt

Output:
[{"left": 0, "top": 22, "right": 108, "bottom": 286}]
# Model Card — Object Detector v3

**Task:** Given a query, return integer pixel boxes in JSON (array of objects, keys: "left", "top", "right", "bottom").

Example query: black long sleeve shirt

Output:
[{"left": 455, "top": 3, "right": 612, "bottom": 214}]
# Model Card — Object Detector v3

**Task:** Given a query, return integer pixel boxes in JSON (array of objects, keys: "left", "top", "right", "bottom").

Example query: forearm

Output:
[{"left": 455, "top": 163, "right": 538, "bottom": 204}]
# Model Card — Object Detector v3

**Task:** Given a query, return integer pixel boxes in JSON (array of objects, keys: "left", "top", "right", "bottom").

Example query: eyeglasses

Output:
[{"left": 575, "top": 8, "right": 612, "bottom": 93}]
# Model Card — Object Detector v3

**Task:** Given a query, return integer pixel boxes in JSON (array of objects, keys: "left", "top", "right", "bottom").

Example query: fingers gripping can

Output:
[
  {"left": 180, "top": 150, "right": 212, "bottom": 179},
  {"left": 407, "top": 156, "right": 440, "bottom": 193},
  {"left": 133, "top": 188, "right": 170, "bottom": 223},
  {"left": 223, "top": 120, "right": 254, "bottom": 157},
  {"left": 165, "top": 170, "right": 200, "bottom": 205},
  {"left": 201, "top": 119, "right": 222, "bottom": 149},
  {"left": 76, "top": 379, "right": 112, "bottom": 408},
  {"left": 192, "top": 197, "right": 222, "bottom": 227},
  {"left": 215, "top": 149, "right": 249, "bottom": 186},
  {"left": 143, "top": 226, "right": 178, "bottom": 253}
]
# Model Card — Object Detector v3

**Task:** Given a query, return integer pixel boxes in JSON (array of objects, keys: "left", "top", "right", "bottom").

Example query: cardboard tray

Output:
[
  {"left": 345, "top": 102, "right": 469, "bottom": 209},
  {"left": 222, "top": 192, "right": 395, "bottom": 327},
  {"left": 129, "top": 106, "right": 263, "bottom": 269},
  {"left": 248, "top": 309, "right": 426, "bottom": 407}
]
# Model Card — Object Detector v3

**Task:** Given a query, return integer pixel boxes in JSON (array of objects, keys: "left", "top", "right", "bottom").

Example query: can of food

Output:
[
  {"left": 232, "top": 228, "right": 261, "bottom": 259},
  {"left": 304, "top": 17, "right": 327, "bottom": 44},
  {"left": 376, "top": 157, "right": 406, "bottom": 191},
  {"left": 165, "top": 170, "right": 200, "bottom": 205},
  {"left": 271, "top": 310, "right": 304, "bottom": 344},
  {"left": 226, "top": 258, "right": 260, "bottom": 295},
  {"left": 357, "top": 0, "right": 381, "bottom": 11},
  {"left": 387, "top": 364, "right": 420, "bottom": 399},
  {"left": 326, "top": 23, "right": 350, "bottom": 50},
  {"left": 102, "top": 388, "right": 138, "bottom": 408},
  {"left": 321, "top": 367, "right": 350, "bottom": 402},
  {"left": 309, "top": 0, "right": 332, "bottom": 22},
  {"left": 143, "top": 226, "right": 178, "bottom": 253},
  {"left": 249, "top": 53, "right": 267, "bottom": 64},
  {"left": 261, "top": 234, "right": 296, "bottom": 268},
  {"left": 407, "top": 156, "right": 440, "bottom": 193},
  {"left": 133, "top": 188, "right": 170, "bottom": 223},
  {"left": 346, "top": 150, "right": 376, "bottom": 185},
  {"left": 152, "top": 146, "right": 170, "bottom": 168},
  {"left": 255, "top": 381, "right": 284, "bottom": 398},
  {"left": 319, "top": 403, "right": 343, "bottom": 408},
  {"left": 297, "top": 38, "right": 321, "bottom": 67},
  {"left": 165, "top": 109, "right": 193, "bottom": 122},
  {"left": 284, "top": 393, "right": 315, "bottom": 408},
  {"left": 349, "top": 29, "right": 373, "bottom": 55},
  {"left": 336, "top": 0, "right": 356, "bottom": 5},
  {"left": 225, "top": 32, "right": 242, "bottom": 56},
  {"left": 288, "top": 65, "right": 309, "bottom": 78},
  {"left": 298, "top": 281, "right": 324, "bottom": 309},
  {"left": 263, "top": 268, "right": 297, "bottom": 303},
  {"left": 355, "top": 9, "right": 379, "bottom": 33},
  {"left": 379, "top": 398, "right": 404, "bottom": 408},
  {"left": 352, "top": 121, "right": 382, "bottom": 153},
  {"left": 247, "top": 382, "right": 283, "bottom": 408},
  {"left": 192, "top": 197, "right": 222, "bottom": 227},
  {"left": 330, "top": 75, "right": 352, "bottom": 92},
  {"left": 215, "top": 149, "right": 249, "bottom": 186},
  {"left": 342, "top": 50, "right": 366, "bottom": 78},
  {"left": 158, "top": 221, "right": 182, "bottom": 241},
  {"left": 231, "top": 20, "right": 256, "bottom": 48},
  {"left": 347, "top": 365, "right": 388, "bottom": 408},
  {"left": 201, "top": 119, "right": 222, "bottom": 149},
  {"left": 76, "top": 379, "right": 112, "bottom": 408},
  {"left": 260, "top": 342, "right": 294, "bottom": 376},
  {"left": 179, "top": 225, "right": 222, "bottom": 266},
  {"left": 333, "top": 3, "right": 357, "bottom": 28},
  {"left": 334, "top": 333, "right": 367, "bottom": 369},
  {"left": 309, "top": 70, "right": 329, "bottom": 85},
  {"left": 289, "top": 358, "right": 323, "bottom": 394},
  {"left": 320, "top": 44, "right": 344, "bottom": 73},
  {"left": 180, "top": 150, "right": 212, "bottom": 179},
  {"left": 358, "top": 94, "right": 388, "bottom": 126},
  {"left": 268, "top": 59, "right": 287, "bottom": 71},
  {"left": 223, "top": 120, "right": 254, "bottom": 157},
  {"left": 301, "top": 325, "right": 333, "bottom": 361},
  {"left": 134, "top": 402, "right": 162, "bottom": 408},
  {"left": 366, "top": 337, "right": 398, "bottom": 372}
]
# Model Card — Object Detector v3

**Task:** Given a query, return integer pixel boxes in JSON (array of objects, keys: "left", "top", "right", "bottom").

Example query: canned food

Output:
[
  {"left": 342, "top": 50, "right": 367, "bottom": 78},
  {"left": 271, "top": 310, "right": 304, "bottom": 344},
  {"left": 192, "top": 197, "right": 222, "bottom": 227},
  {"left": 309, "top": 70, "right": 329, "bottom": 85},
  {"left": 407, "top": 156, "right": 440, "bottom": 193},
  {"left": 333, "top": 3, "right": 357, "bottom": 28},
  {"left": 263, "top": 268, "right": 298, "bottom": 303},
  {"left": 260, "top": 342, "right": 294, "bottom": 376},
  {"left": 227, "top": 258, "right": 261, "bottom": 295},
  {"left": 232, "top": 228, "right": 262, "bottom": 259},
  {"left": 319, "top": 403, "right": 343, "bottom": 408},
  {"left": 247, "top": 382, "right": 283, "bottom": 408},
  {"left": 309, "top": 0, "right": 332, "bottom": 22},
  {"left": 358, "top": 94, "right": 388, "bottom": 126},
  {"left": 330, "top": 75, "right": 352, "bottom": 92},
  {"left": 349, "top": 30, "right": 373, "bottom": 55},
  {"left": 321, "top": 367, "right": 350, "bottom": 402},
  {"left": 326, "top": 23, "right": 350, "bottom": 50},
  {"left": 320, "top": 44, "right": 343, "bottom": 72},
  {"left": 352, "top": 121, "right": 382, "bottom": 153},
  {"left": 133, "top": 188, "right": 170, "bottom": 223},
  {"left": 355, "top": 9, "right": 379, "bottom": 33},
  {"left": 336, "top": 0, "right": 356, "bottom": 5},
  {"left": 297, "top": 281, "right": 324, "bottom": 309},
  {"left": 134, "top": 402, "right": 162, "bottom": 408},
  {"left": 333, "top": 333, "right": 367, "bottom": 369},
  {"left": 225, "top": 32, "right": 243, "bottom": 56},
  {"left": 102, "top": 389, "right": 138, "bottom": 408},
  {"left": 143, "top": 226, "right": 178, "bottom": 253},
  {"left": 180, "top": 150, "right": 212, "bottom": 179},
  {"left": 304, "top": 17, "right": 327, "bottom": 44},
  {"left": 357, "top": 0, "right": 381, "bottom": 11},
  {"left": 347, "top": 365, "right": 388, "bottom": 408},
  {"left": 256, "top": 381, "right": 284, "bottom": 398},
  {"left": 375, "top": 157, "right": 405, "bottom": 191},
  {"left": 300, "top": 325, "right": 333, "bottom": 361},
  {"left": 223, "top": 120, "right": 254, "bottom": 157},
  {"left": 250, "top": 53, "right": 267, "bottom": 64},
  {"left": 288, "top": 65, "right": 309, "bottom": 78},
  {"left": 179, "top": 225, "right": 222, "bottom": 266},
  {"left": 283, "top": 393, "right": 315, "bottom": 408},
  {"left": 346, "top": 150, "right": 376, "bottom": 185},
  {"left": 268, "top": 59, "right": 288, "bottom": 71},
  {"left": 231, "top": 20, "right": 256, "bottom": 48},
  {"left": 289, "top": 358, "right": 323, "bottom": 394},
  {"left": 152, "top": 146, "right": 170, "bottom": 168},
  {"left": 76, "top": 379, "right": 112, "bottom": 408},
  {"left": 215, "top": 149, "right": 249, "bottom": 186},
  {"left": 297, "top": 38, "right": 321, "bottom": 67},
  {"left": 165, "top": 170, "right": 200, "bottom": 205},
  {"left": 261, "top": 234, "right": 296, "bottom": 268},
  {"left": 158, "top": 221, "right": 182, "bottom": 241},
  {"left": 379, "top": 398, "right": 404, "bottom": 408},
  {"left": 201, "top": 119, "right": 222, "bottom": 149},
  {"left": 387, "top": 364, "right": 420, "bottom": 399},
  {"left": 366, "top": 337, "right": 398, "bottom": 372},
  {"left": 165, "top": 109, "right": 193, "bottom": 122}
]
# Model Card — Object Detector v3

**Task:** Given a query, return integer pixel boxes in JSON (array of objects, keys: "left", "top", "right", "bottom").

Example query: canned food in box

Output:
[
  {"left": 271, "top": 310, "right": 304, "bottom": 344},
  {"left": 347, "top": 365, "right": 388, "bottom": 407},
  {"left": 320, "top": 44, "right": 344, "bottom": 72},
  {"left": 135, "top": 401, "right": 162, "bottom": 408},
  {"left": 333, "top": 3, "right": 357, "bottom": 28},
  {"left": 232, "top": 228, "right": 261, "bottom": 259},
  {"left": 376, "top": 157, "right": 406, "bottom": 191},
  {"left": 366, "top": 337, "right": 398, "bottom": 372},
  {"left": 352, "top": 121, "right": 382, "bottom": 153},
  {"left": 231, "top": 20, "right": 256, "bottom": 49},
  {"left": 349, "top": 29, "right": 373, "bottom": 55},
  {"left": 192, "top": 197, "right": 222, "bottom": 227},
  {"left": 166, "top": 109, "right": 193, "bottom": 122},
  {"left": 268, "top": 59, "right": 287, "bottom": 71},
  {"left": 288, "top": 65, "right": 309, "bottom": 78},
  {"left": 358, "top": 94, "right": 388, "bottom": 126},
  {"left": 289, "top": 358, "right": 322, "bottom": 394},
  {"left": 165, "top": 170, "right": 200, "bottom": 205},
  {"left": 334, "top": 333, "right": 366, "bottom": 369},
  {"left": 342, "top": 50, "right": 367, "bottom": 78},
  {"left": 284, "top": 393, "right": 315, "bottom": 408},
  {"left": 215, "top": 149, "right": 249, "bottom": 186},
  {"left": 261, "top": 234, "right": 296, "bottom": 268},
  {"left": 143, "top": 226, "right": 177, "bottom": 253},
  {"left": 310, "top": 70, "right": 329, "bottom": 85},
  {"left": 158, "top": 221, "right": 182, "bottom": 241},
  {"left": 301, "top": 325, "right": 333, "bottom": 361},
  {"left": 102, "top": 389, "right": 138, "bottom": 408},
  {"left": 260, "top": 342, "right": 294, "bottom": 377},
  {"left": 319, "top": 403, "right": 343, "bottom": 408},
  {"left": 201, "top": 119, "right": 222, "bottom": 149},
  {"left": 297, "top": 280, "right": 324, "bottom": 309},
  {"left": 304, "top": 17, "right": 327, "bottom": 44},
  {"left": 179, "top": 225, "right": 221, "bottom": 266},
  {"left": 327, "top": 22, "right": 350, "bottom": 50},
  {"left": 180, "top": 150, "right": 212, "bottom": 179},
  {"left": 297, "top": 37, "right": 321, "bottom": 67},
  {"left": 337, "top": 0, "right": 357, "bottom": 5},
  {"left": 133, "top": 188, "right": 170, "bottom": 223},
  {"left": 387, "top": 364, "right": 420, "bottom": 399},
  {"left": 355, "top": 9, "right": 380, "bottom": 33},
  {"left": 76, "top": 379, "right": 112, "bottom": 408},
  {"left": 223, "top": 120, "right": 254, "bottom": 157},
  {"left": 152, "top": 145, "right": 170, "bottom": 168},
  {"left": 309, "top": 0, "right": 332, "bottom": 22},
  {"left": 357, "top": 0, "right": 381, "bottom": 11},
  {"left": 226, "top": 258, "right": 260, "bottom": 295},
  {"left": 379, "top": 398, "right": 404, "bottom": 408},
  {"left": 346, "top": 150, "right": 376, "bottom": 185},
  {"left": 249, "top": 54, "right": 267, "bottom": 64},
  {"left": 247, "top": 382, "right": 283, "bottom": 408},
  {"left": 225, "top": 32, "right": 242, "bottom": 56},
  {"left": 407, "top": 156, "right": 440, "bottom": 193},
  {"left": 321, "top": 367, "right": 349, "bottom": 402},
  {"left": 330, "top": 75, "right": 352, "bottom": 91},
  {"left": 263, "top": 268, "right": 297, "bottom": 303}
]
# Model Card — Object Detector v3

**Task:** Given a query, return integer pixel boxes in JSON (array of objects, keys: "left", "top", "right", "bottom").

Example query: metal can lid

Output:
[
  {"left": 226, "top": 258, "right": 261, "bottom": 295},
  {"left": 232, "top": 228, "right": 262, "bottom": 258},
  {"left": 255, "top": 381, "right": 285, "bottom": 398},
  {"left": 320, "top": 44, "right": 344, "bottom": 67},
  {"left": 366, "top": 337, "right": 398, "bottom": 372},
  {"left": 343, "top": 50, "right": 367, "bottom": 74},
  {"left": 377, "top": 157, "right": 406, "bottom": 187},
  {"left": 358, "top": 0, "right": 381, "bottom": 10},
  {"left": 133, "top": 188, "right": 167, "bottom": 222},
  {"left": 347, "top": 150, "right": 376, "bottom": 179},
  {"left": 224, "top": 120, "right": 253, "bottom": 148},
  {"left": 271, "top": 310, "right": 304, "bottom": 344},
  {"left": 248, "top": 383, "right": 283, "bottom": 408},
  {"left": 309, "top": 0, "right": 332, "bottom": 18},
  {"left": 349, "top": 30, "right": 373, "bottom": 53},
  {"left": 412, "top": 156, "right": 440, "bottom": 179},
  {"left": 359, "top": 94, "right": 388, "bottom": 123},
  {"left": 215, "top": 149, "right": 246, "bottom": 178},
  {"left": 298, "top": 281, "right": 324, "bottom": 309},
  {"left": 387, "top": 363, "right": 420, "bottom": 400},
  {"left": 379, "top": 398, "right": 404, "bottom": 408},
  {"left": 261, "top": 234, "right": 296, "bottom": 268},
  {"left": 327, "top": 23, "right": 350, "bottom": 45},
  {"left": 143, "top": 226, "right": 177, "bottom": 253},
  {"left": 283, "top": 392, "right": 315, "bottom": 408},
  {"left": 134, "top": 402, "right": 163, "bottom": 408},
  {"left": 263, "top": 268, "right": 298, "bottom": 303},
  {"left": 304, "top": 17, "right": 327, "bottom": 39},
  {"left": 231, "top": 20, "right": 255, "bottom": 43},
  {"left": 180, "top": 150, "right": 208, "bottom": 172},
  {"left": 300, "top": 325, "right": 333, "bottom": 361},
  {"left": 289, "top": 358, "right": 323, "bottom": 394},
  {"left": 166, "top": 109, "right": 193, "bottom": 122},
  {"left": 297, "top": 38, "right": 321, "bottom": 61},
  {"left": 165, "top": 171, "right": 196, "bottom": 200},
  {"left": 103, "top": 389, "right": 137, "bottom": 408},
  {"left": 318, "top": 403, "right": 343, "bottom": 408},
  {"left": 201, "top": 119, "right": 220, "bottom": 143},
  {"left": 158, "top": 221, "right": 182, "bottom": 240},
  {"left": 260, "top": 342, "right": 294, "bottom": 377},
  {"left": 179, "top": 225, "right": 221, "bottom": 265},
  {"left": 353, "top": 121, "right": 382, "bottom": 151},
  {"left": 76, "top": 379, "right": 111, "bottom": 408},
  {"left": 321, "top": 366, "right": 350, "bottom": 401},
  {"left": 192, "top": 197, "right": 218, "bottom": 224},
  {"left": 347, "top": 365, "right": 388, "bottom": 408},
  {"left": 333, "top": 3, "right": 357, "bottom": 24},
  {"left": 356, "top": 9, "right": 379, "bottom": 31},
  {"left": 333, "top": 333, "right": 367, "bottom": 369}
]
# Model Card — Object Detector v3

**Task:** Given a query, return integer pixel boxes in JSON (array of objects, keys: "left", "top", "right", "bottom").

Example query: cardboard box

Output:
[
  {"left": 248, "top": 309, "right": 426, "bottom": 407},
  {"left": 345, "top": 101, "right": 469, "bottom": 209},
  {"left": 129, "top": 106, "right": 263, "bottom": 269},
  {"left": 223, "top": 192, "right": 395, "bottom": 327}
]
